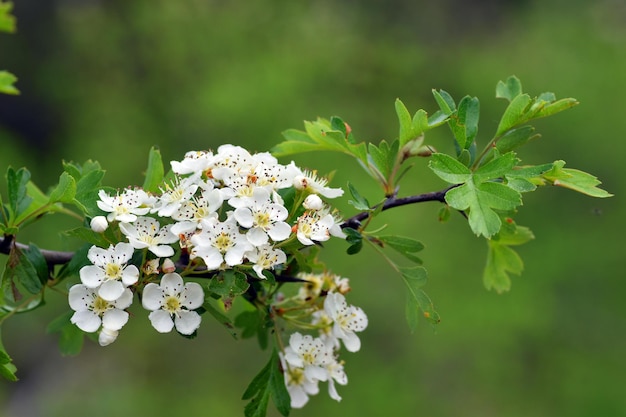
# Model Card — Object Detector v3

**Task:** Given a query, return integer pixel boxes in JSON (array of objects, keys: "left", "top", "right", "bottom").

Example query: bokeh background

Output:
[{"left": 1, "top": 1, "right": 624, "bottom": 416}]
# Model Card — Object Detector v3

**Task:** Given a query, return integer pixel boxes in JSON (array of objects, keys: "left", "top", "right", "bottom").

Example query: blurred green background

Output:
[{"left": 1, "top": 0, "right": 624, "bottom": 416}]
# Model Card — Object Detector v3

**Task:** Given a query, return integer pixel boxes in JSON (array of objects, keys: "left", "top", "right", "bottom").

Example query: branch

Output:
[
  {"left": 0, "top": 186, "right": 454, "bottom": 267},
  {"left": 341, "top": 185, "right": 454, "bottom": 230}
]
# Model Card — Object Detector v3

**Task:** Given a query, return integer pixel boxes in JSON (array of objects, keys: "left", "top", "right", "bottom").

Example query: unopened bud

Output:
[
  {"left": 303, "top": 194, "right": 324, "bottom": 210},
  {"left": 98, "top": 328, "right": 119, "bottom": 346},
  {"left": 162, "top": 258, "right": 176, "bottom": 273},
  {"left": 293, "top": 174, "right": 308, "bottom": 190},
  {"left": 90, "top": 216, "right": 108, "bottom": 233}
]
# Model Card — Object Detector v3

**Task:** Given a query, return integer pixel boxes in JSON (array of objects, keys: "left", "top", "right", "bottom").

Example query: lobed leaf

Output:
[
  {"left": 0, "top": 71, "right": 19, "bottom": 95},
  {"left": 542, "top": 160, "right": 612, "bottom": 198},
  {"left": 495, "top": 76, "right": 523, "bottom": 101},
  {"left": 49, "top": 171, "right": 77, "bottom": 204},
  {"left": 243, "top": 349, "right": 290, "bottom": 417},
  {"left": 428, "top": 153, "right": 471, "bottom": 184}
]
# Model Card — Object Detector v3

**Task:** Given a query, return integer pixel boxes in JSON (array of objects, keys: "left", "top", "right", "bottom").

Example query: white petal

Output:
[
  {"left": 304, "top": 365, "right": 328, "bottom": 382},
  {"left": 224, "top": 245, "right": 247, "bottom": 266},
  {"left": 340, "top": 331, "right": 361, "bottom": 352},
  {"left": 113, "top": 288, "right": 134, "bottom": 309},
  {"left": 68, "top": 284, "right": 93, "bottom": 311},
  {"left": 233, "top": 207, "right": 254, "bottom": 228},
  {"left": 101, "top": 309, "right": 129, "bottom": 331},
  {"left": 246, "top": 227, "right": 269, "bottom": 246},
  {"left": 161, "top": 273, "right": 184, "bottom": 296},
  {"left": 267, "top": 222, "right": 291, "bottom": 242},
  {"left": 112, "top": 242, "right": 134, "bottom": 263},
  {"left": 79, "top": 265, "right": 105, "bottom": 288},
  {"left": 288, "top": 385, "right": 310, "bottom": 409},
  {"left": 142, "top": 283, "right": 164, "bottom": 310},
  {"left": 70, "top": 310, "right": 101, "bottom": 333},
  {"left": 121, "top": 265, "right": 140, "bottom": 286},
  {"left": 98, "top": 280, "right": 125, "bottom": 302},
  {"left": 148, "top": 244, "right": 175, "bottom": 258},
  {"left": 174, "top": 310, "right": 201, "bottom": 335},
  {"left": 181, "top": 282, "right": 204, "bottom": 309},
  {"left": 148, "top": 310, "right": 175, "bottom": 333},
  {"left": 327, "top": 379, "right": 342, "bottom": 402},
  {"left": 87, "top": 245, "right": 109, "bottom": 266},
  {"left": 194, "top": 247, "right": 223, "bottom": 270}
]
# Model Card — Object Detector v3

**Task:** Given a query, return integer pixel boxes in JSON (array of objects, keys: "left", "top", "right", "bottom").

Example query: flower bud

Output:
[
  {"left": 162, "top": 258, "right": 176, "bottom": 273},
  {"left": 98, "top": 328, "right": 119, "bottom": 346},
  {"left": 293, "top": 174, "right": 308, "bottom": 190},
  {"left": 303, "top": 194, "right": 324, "bottom": 210},
  {"left": 90, "top": 216, "right": 109, "bottom": 233}
]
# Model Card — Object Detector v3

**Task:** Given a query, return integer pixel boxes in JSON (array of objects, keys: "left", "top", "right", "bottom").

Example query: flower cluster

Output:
[
  {"left": 275, "top": 272, "right": 368, "bottom": 408},
  {"left": 69, "top": 145, "right": 346, "bottom": 346}
]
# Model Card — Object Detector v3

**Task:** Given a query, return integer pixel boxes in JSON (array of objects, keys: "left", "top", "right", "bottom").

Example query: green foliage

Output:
[
  {"left": 142, "top": 146, "right": 165, "bottom": 193},
  {"left": 0, "top": 2, "right": 18, "bottom": 95},
  {"left": 242, "top": 349, "right": 290, "bottom": 417},
  {"left": 47, "top": 311, "right": 84, "bottom": 356},
  {"left": 541, "top": 160, "right": 613, "bottom": 198}
]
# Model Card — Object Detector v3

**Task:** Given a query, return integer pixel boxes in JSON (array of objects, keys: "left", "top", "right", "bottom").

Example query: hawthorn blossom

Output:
[
  {"left": 190, "top": 217, "right": 253, "bottom": 270},
  {"left": 120, "top": 217, "right": 178, "bottom": 257},
  {"left": 325, "top": 358, "right": 348, "bottom": 402},
  {"left": 283, "top": 333, "right": 332, "bottom": 382},
  {"left": 295, "top": 210, "right": 338, "bottom": 245},
  {"left": 324, "top": 292, "right": 368, "bottom": 352},
  {"left": 153, "top": 175, "right": 200, "bottom": 217},
  {"left": 245, "top": 244, "right": 287, "bottom": 278},
  {"left": 96, "top": 188, "right": 153, "bottom": 223},
  {"left": 170, "top": 186, "right": 223, "bottom": 236},
  {"left": 170, "top": 150, "right": 214, "bottom": 175},
  {"left": 69, "top": 284, "right": 133, "bottom": 346},
  {"left": 292, "top": 169, "right": 343, "bottom": 198},
  {"left": 233, "top": 187, "right": 291, "bottom": 246},
  {"left": 90, "top": 215, "right": 108, "bottom": 233},
  {"left": 279, "top": 353, "right": 320, "bottom": 409},
  {"left": 79, "top": 243, "right": 139, "bottom": 302},
  {"left": 142, "top": 272, "right": 204, "bottom": 335}
]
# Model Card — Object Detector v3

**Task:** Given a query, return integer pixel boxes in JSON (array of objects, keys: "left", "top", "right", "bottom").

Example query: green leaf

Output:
[
  {"left": 395, "top": 98, "right": 413, "bottom": 146},
  {"left": 428, "top": 153, "right": 471, "bottom": 184},
  {"left": 344, "top": 227, "right": 363, "bottom": 255},
  {"left": 495, "top": 93, "right": 532, "bottom": 137},
  {"left": 445, "top": 180, "right": 522, "bottom": 238},
  {"left": 47, "top": 311, "right": 84, "bottom": 356},
  {"left": 495, "top": 76, "right": 522, "bottom": 101},
  {"left": 482, "top": 224, "right": 534, "bottom": 293},
  {"left": 142, "top": 146, "right": 164, "bottom": 193},
  {"left": 204, "top": 299, "right": 238, "bottom": 339},
  {"left": 378, "top": 235, "right": 424, "bottom": 264},
  {"left": 449, "top": 95, "right": 480, "bottom": 150},
  {"left": 0, "top": 71, "right": 19, "bottom": 95},
  {"left": 495, "top": 126, "right": 539, "bottom": 154},
  {"left": 347, "top": 182, "right": 370, "bottom": 210},
  {"left": 0, "top": 2, "right": 16, "bottom": 33},
  {"left": 542, "top": 160, "right": 612, "bottom": 198},
  {"left": 56, "top": 243, "right": 90, "bottom": 282},
  {"left": 535, "top": 97, "right": 578, "bottom": 118},
  {"left": 367, "top": 140, "right": 398, "bottom": 182},
  {"left": 1, "top": 244, "right": 46, "bottom": 298},
  {"left": 399, "top": 266, "right": 440, "bottom": 328},
  {"left": 22, "top": 244, "right": 49, "bottom": 288},
  {"left": 243, "top": 349, "right": 290, "bottom": 417},
  {"left": 6, "top": 167, "right": 32, "bottom": 221},
  {"left": 473, "top": 152, "right": 518, "bottom": 183},
  {"left": 49, "top": 171, "right": 77, "bottom": 204},
  {"left": 272, "top": 118, "right": 367, "bottom": 164},
  {"left": 208, "top": 270, "right": 250, "bottom": 299},
  {"left": 63, "top": 227, "right": 110, "bottom": 247},
  {"left": 73, "top": 169, "right": 107, "bottom": 216},
  {"left": 432, "top": 89, "right": 455, "bottom": 115}
]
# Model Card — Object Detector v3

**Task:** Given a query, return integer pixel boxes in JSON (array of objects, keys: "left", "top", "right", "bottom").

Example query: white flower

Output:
[
  {"left": 120, "top": 217, "right": 179, "bottom": 257},
  {"left": 245, "top": 244, "right": 287, "bottom": 278},
  {"left": 69, "top": 284, "right": 133, "bottom": 346},
  {"left": 153, "top": 175, "right": 200, "bottom": 217},
  {"left": 325, "top": 357, "right": 348, "bottom": 402},
  {"left": 295, "top": 211, "right": 336, "bottom": 245},
  {"left": 292, "top": 170, "right": 343, "bottom": 198},
  {"left": 79, "top": 243, "right": 139, "bottom": 302},
  {"left": 90, "top": 216, "right": 108, "bottom": 233},
  {"left": 311, "top": 309, "right": 339, "bottom": 350},
  {"left": 190, "top": 217, "right": 253, "bottom": 270},
  {"left": 96, "top": 188, "right": 153, "bottom": 223},
  {"left": 283, "top": 333, "right": 332, "bottom": 382},
  {"left": 234, "top": 187, "right": 291, "bottom": 246},
  {"left": 324, "top": 292, "right": 368, "bottom": 352},
  {"left": 142, "top": 273, "right": 204, "bottom": 335},
  {"left": 170, "top": 186, "right": 223, "bottom": 236},
  {"left": 170, "top": 150, "right": 214, "bottom": 175},
  {"left": 279, "top": 352, "right": 320, "bottom": 409}
]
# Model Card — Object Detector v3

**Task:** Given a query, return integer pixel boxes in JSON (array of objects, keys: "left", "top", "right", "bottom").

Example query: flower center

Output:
[
  {"left": 105, "top": 263, "right": 122, "bottom": 279},
  {"left": 92, "top": 296, "right": 111, "bottom": 315},
  {"left": 214, "top": 233, "right": 233, "bottom": 252},
  {"left": 253, "top": 212, "right": 271, "bottom": 228},
  {"left": 163, "top": 296, "right": 181, "bottom": 313}
]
